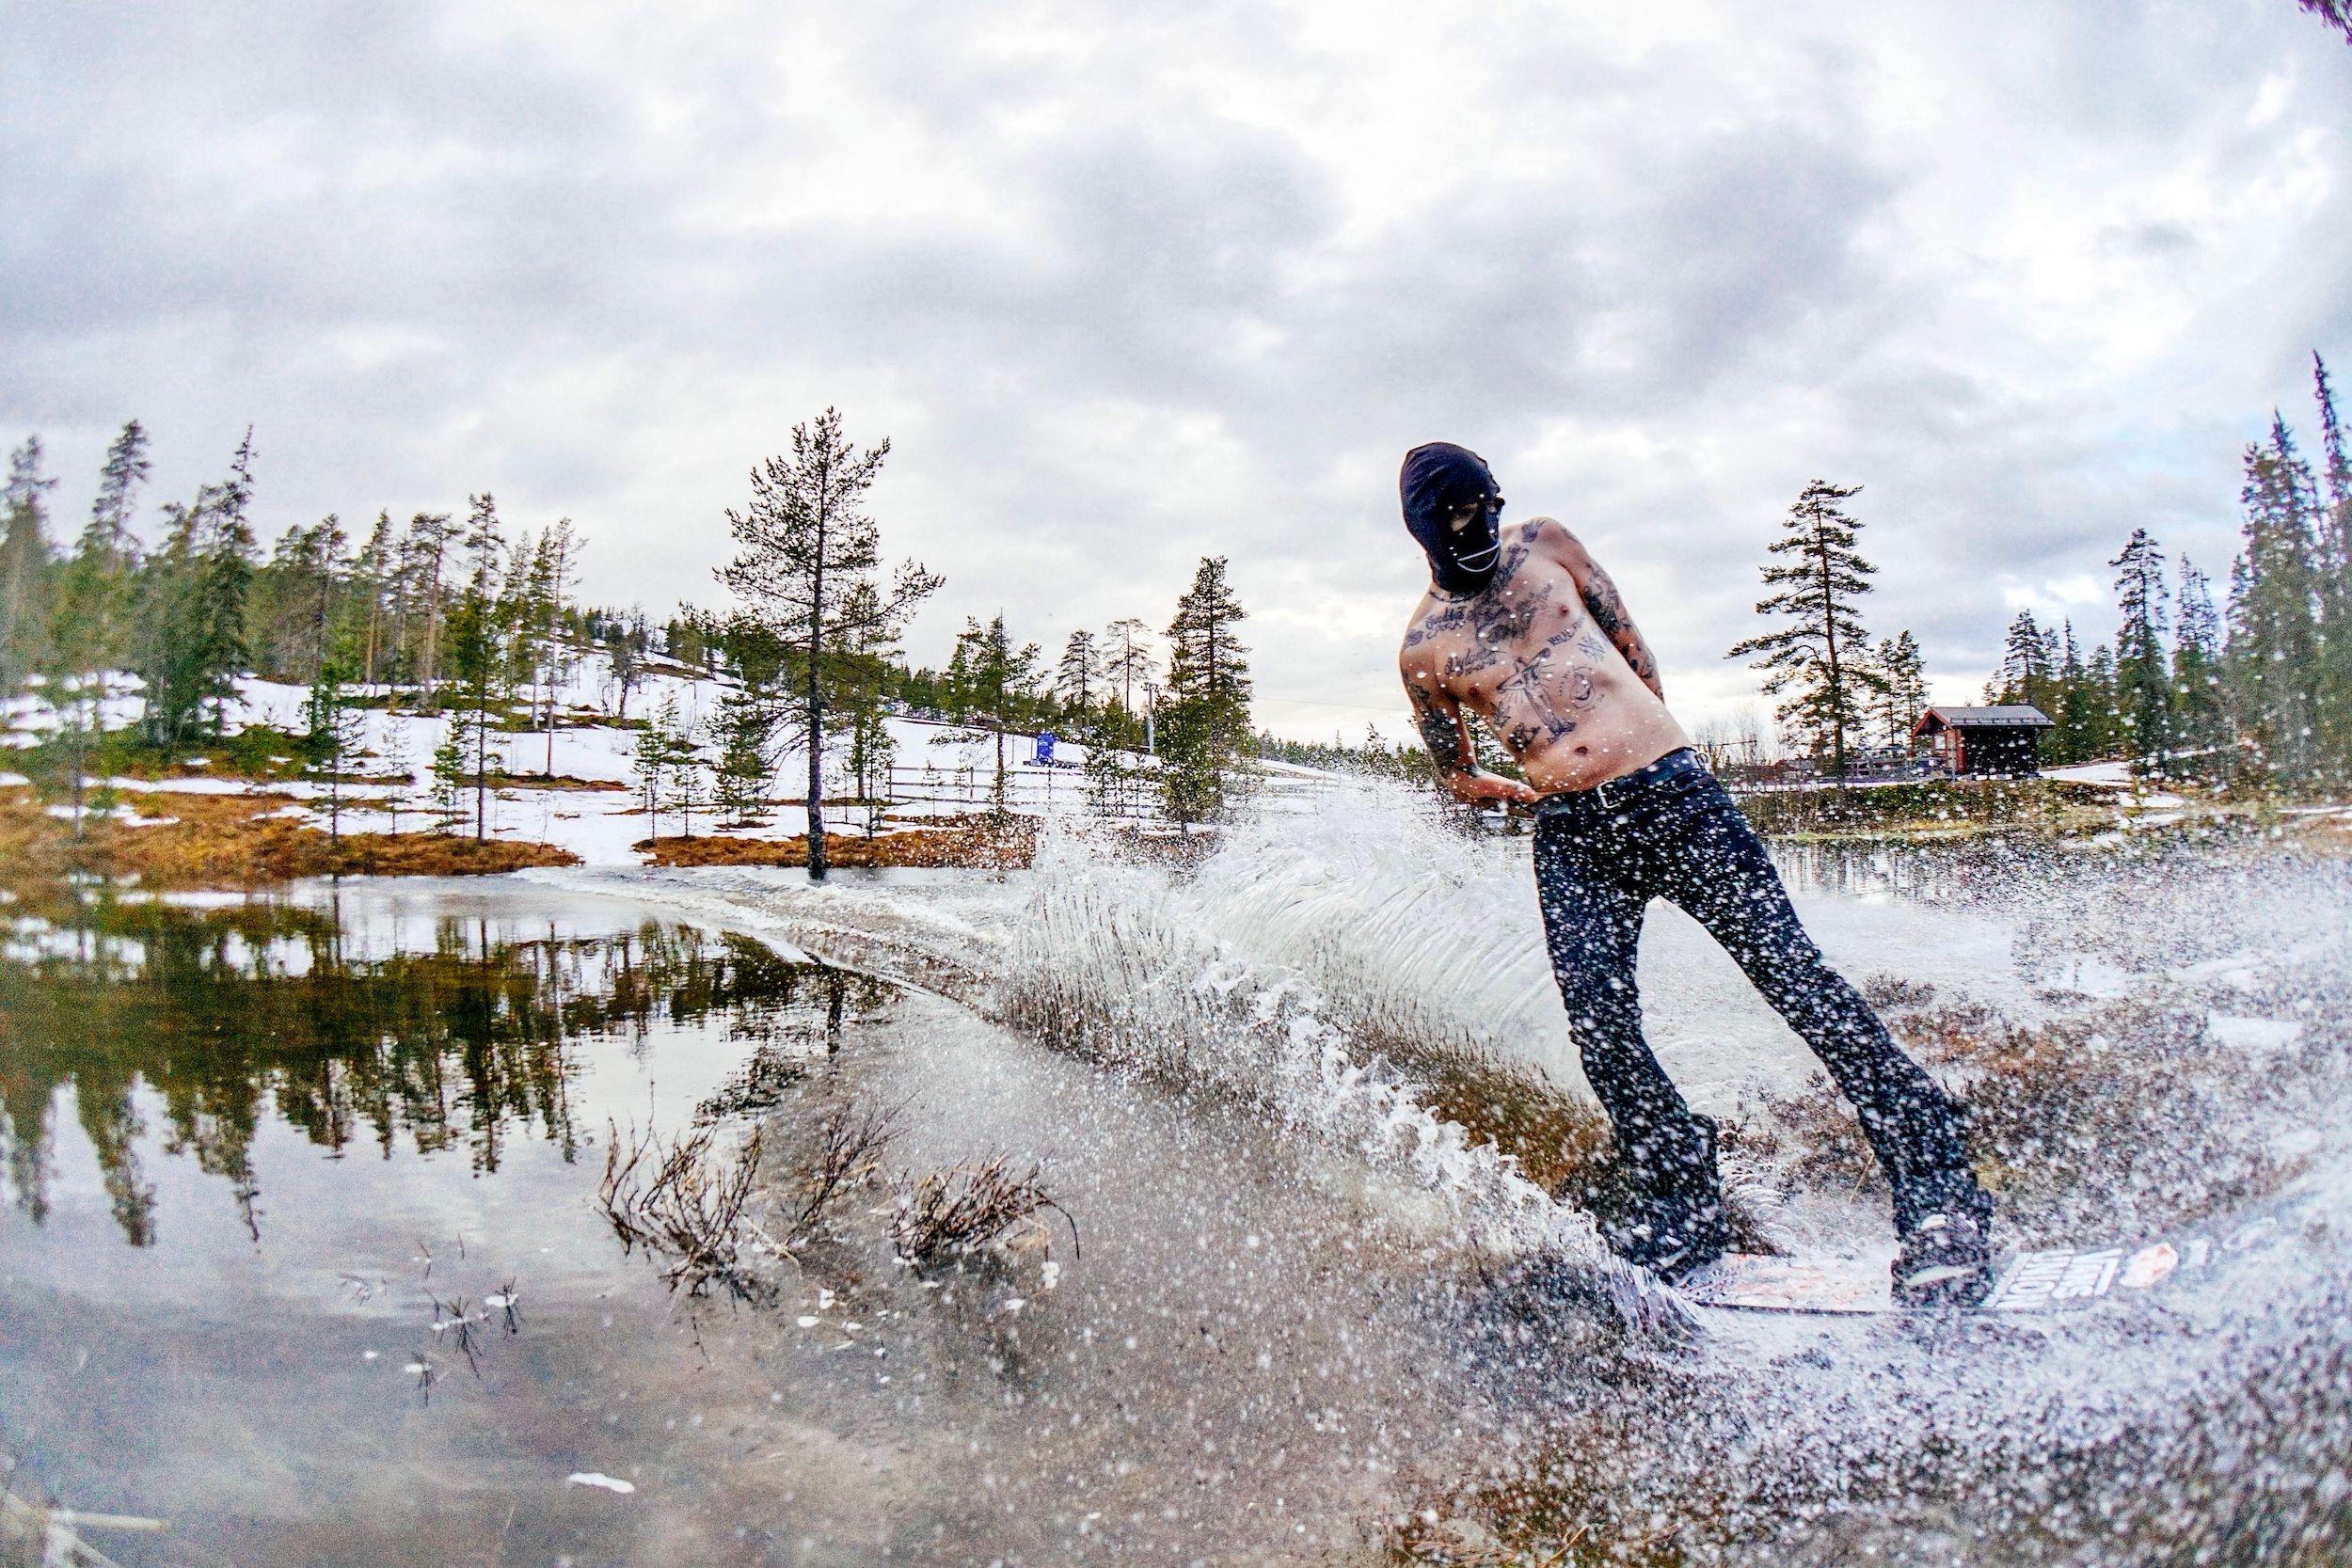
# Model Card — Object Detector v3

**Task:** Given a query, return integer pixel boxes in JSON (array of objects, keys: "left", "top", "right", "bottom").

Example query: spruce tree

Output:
[
  {"left": 2309, "top": 355, "right": 2352, "bottom": 780},
  {"left": 444, "top": 496, "right": 505, "bottom": 843},
  {"left": 255, "top": 515, "right": 349, "bottom": 684},
  {"left": 429, "top": 724, "right": 469, "bottom": 831},
  {"left": 135, "top": 440, "right": 258, "bottom": 749},
  {"left": 1725, "top": 480, "right": 1883, "bottom": 778},
  {"left": 135, "top": 497, "right": 208, "bottom": 746},
  {"left": 2053, "top": 621, "right": 2092, "bottom": 764},
  {"left": 2110, "top": 528, "right": 2172, "bottom": 778},
  {"left": 196, "top": 430, "right": 260, "bottom": 735},
  {"left": 1990, "top": 610, "right": 2061, "bottom": 713},
  {"left": 834, "top": 579, "right": 901, "bottom": 831},
  {"left": 714, "top": 685, "right": 778, "bottom": 824},
  {"left": 634, "top": 694, "right": 682, "bottom": 845},
  {"left": 1875, "top": 631, "right": 1928, "bottom": 752},
  {"left": 2226, "top": 417, "right": 2324, "bottom": 784},
  {"left": 53, "top": 421, "right": 151, "bottom": 756},
  {"left": 2084, "top": 642, "right": 2122, "bottom": 759},
  {"left": 943, "top": 614, "right": 1042, "bottom": 816},
  {"left": 0, "top": 436, "right": 58, "bottom": 698},
  {"left": 2170, "top": 557, "right": 2227, "bottom": 773},
  {"left": 305, "top": 652, "right": 366, "bottom": 847},
  {"left": 1160, "top": 556, "right": 1254, "bottom": 820},
  {"left": 718, "top": 409, "right": 941, "bottom": 879}
]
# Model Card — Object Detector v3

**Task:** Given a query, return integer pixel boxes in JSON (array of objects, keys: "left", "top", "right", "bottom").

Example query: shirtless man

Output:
[{"left": 1394, "top": 441, "right": 1994, "bottom": 1306}]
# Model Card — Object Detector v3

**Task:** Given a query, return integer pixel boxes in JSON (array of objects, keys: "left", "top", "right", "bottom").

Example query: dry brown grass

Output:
[
  {"left": 597, "top": 1119, "right": 771, "bottom": 1300},
  {"left": 0, "top": 784, "right": 577, "bottom": 896},
  {"left": 644, "top": 815, "right": 1040, "bottom": 870},
  {"left": 891, "top": 1154, "right": 1077, "bottom": 1267},
  {"left": 485, "top": 771, "right": 631, "bottom": 792},
  {"left": 789, "top": 1100, "right": 903, "bottom": 1240}
]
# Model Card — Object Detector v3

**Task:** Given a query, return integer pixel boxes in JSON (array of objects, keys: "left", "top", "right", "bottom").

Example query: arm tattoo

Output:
[
  {"left": 1408, "top": 686, "right": 1467, "bottom": 770},
  {"left": 1580, "top": 567, "right": 1629, "bottom": 639},
  {"left": 1581, "top": 562, "right": 1663, "bottom": 693}
]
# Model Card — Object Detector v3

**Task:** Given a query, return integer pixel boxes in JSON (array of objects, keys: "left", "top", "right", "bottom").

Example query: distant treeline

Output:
[
  {"left": 0, "top": 414, "right": 1285, "bottom": 839},
  {"left": 1985, "top": 354, "right": 2350, "bottom": 790}
]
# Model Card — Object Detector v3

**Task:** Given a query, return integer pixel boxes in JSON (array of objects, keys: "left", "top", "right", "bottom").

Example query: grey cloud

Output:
[{"left": 3, "top": 0, "right": 2348, "bottom": 740}]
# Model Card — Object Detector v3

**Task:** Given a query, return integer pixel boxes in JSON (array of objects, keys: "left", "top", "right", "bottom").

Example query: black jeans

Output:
[{"left": 1533, "top": 749, "right": 1980, "bottom": 1235}]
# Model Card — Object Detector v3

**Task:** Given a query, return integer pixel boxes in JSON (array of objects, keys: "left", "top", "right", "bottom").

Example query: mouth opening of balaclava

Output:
[{"left": 1400, "top": 441, "right": 1503, "bottom": 595}]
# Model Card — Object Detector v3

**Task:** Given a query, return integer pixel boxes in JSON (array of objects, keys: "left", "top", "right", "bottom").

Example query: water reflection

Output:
[{"left": 0, "top": 895, "right": 890, "bottom": 1248}]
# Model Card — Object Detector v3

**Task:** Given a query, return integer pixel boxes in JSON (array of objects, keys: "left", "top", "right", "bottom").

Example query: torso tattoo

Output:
[{"left": 1402, "top": 523, "right": 1656, "bottom": 768}]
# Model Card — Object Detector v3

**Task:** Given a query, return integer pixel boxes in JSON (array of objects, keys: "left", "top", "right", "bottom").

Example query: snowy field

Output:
[{"left": 2, "top": 651, "right": 1341, "bottom": 864}]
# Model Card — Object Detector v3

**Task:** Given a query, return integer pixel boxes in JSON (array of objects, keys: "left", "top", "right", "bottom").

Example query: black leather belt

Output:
[{"left": 1532, "top": 748, "right": 1703, "bottom": 818}]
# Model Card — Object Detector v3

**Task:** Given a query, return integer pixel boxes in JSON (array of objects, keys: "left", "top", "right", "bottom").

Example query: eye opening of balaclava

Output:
[{"left": 1400, "top": 441, "right": 1504, "bottom": 595}]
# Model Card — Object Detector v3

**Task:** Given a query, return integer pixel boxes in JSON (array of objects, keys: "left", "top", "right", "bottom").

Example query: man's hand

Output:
[{"left": 1406, "top": 681, "right": 1541, "bottom": 807}]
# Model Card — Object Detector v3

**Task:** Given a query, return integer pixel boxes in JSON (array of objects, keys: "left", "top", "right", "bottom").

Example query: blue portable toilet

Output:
[{"left": 1034, "top": 731, "right": 1057, "bottom": 766}]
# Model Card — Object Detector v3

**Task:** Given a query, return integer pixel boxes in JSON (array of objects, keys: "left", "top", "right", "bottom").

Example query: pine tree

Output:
[
  {"left": 718, "top": 408, "right": 941, "bottom": 880},
  {"left": 1055, "top": 628, "right": 1105, "bottom": 720},
  {"left": 1725, "top": 480, "right": 1884, "bottom": 778},
  {"left": 602, "top": 611, "right": 647, "bottom": 720},
  {"left": 0, "top": 436, "right": 58, "bottom": 698},
  {"left": 516, "top": 518, "right": 580, "bottom": 776},
  {"left": 1103, "top": 617, "right": 1156, "bottom": 713},
  {"left": 400, "top": 511, "right": 457, "bottom": 705},
  {"left": 351, "top": 510, "right": 398, "bottom": 688},
  {"left": 2226, "top": 416, "right": 2325, "bottom": 784},
  {"left": 2110, "top": 528, "right": 2172, "bottom": 778},
  {"left": 255, "top": 515, "right": 349, "bottom": 683}
]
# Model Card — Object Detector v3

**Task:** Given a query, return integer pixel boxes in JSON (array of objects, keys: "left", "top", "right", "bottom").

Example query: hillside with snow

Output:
[{"left": 2, "top": 645, "right": 1337, "bottom": 866}]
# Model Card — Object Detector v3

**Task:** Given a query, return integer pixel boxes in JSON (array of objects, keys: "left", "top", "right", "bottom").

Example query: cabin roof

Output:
[{"left": 1913, "top": 704, "right": 2057, "bottom": 736}]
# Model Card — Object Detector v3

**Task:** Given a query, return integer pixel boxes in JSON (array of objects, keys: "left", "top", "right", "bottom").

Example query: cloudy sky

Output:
[{"left": 6, "top": 1, "right": 2349, "bottom": 740}]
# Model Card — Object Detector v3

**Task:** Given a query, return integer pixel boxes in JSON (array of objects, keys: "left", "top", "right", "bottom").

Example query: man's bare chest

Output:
[{"left": 1405, "top": 570, "right": 1597, "bottom": 699}]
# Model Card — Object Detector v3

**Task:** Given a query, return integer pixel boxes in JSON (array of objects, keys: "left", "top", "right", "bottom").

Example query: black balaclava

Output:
[{"left": 1400, "top": 441, "right": 1503, "bottom": 595}]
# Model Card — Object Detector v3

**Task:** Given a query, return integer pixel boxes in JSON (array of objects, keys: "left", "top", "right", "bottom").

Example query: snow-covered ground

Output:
[{"left": 1, "top": 650, "right": 1340, "bottom": 865}]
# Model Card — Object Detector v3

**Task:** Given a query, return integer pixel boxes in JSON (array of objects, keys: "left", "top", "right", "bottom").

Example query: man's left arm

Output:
[{"left": 1531, "top": 519, "right": 1666, "bottom": 701}]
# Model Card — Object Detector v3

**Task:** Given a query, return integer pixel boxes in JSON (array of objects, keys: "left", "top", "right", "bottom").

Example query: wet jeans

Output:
[{"left": 1533, "top": 749, "right": 1981, "bottom": 1235}]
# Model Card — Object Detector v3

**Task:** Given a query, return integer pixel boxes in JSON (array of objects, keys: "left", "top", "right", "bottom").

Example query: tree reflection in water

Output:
[{"left": 0, "top": 895, "right": 889, "bottom": 1247}]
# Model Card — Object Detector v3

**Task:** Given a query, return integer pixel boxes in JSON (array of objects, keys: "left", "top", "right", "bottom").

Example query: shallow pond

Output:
[{"left": 0, "top": 879, "right": 1511, "bottom": 1566}]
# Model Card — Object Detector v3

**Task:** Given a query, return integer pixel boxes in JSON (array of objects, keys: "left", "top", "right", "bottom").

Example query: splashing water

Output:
[{"left": 534, "top": 784, "right": 2352, "bottom": 1562}]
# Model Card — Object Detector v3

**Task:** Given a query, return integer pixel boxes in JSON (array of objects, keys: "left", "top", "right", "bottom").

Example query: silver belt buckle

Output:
[{"left": 1594, "top": 773, "right": 1631, "bottom": 813}]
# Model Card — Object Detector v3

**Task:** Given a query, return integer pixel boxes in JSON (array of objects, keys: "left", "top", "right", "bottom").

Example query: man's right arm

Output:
[{"left": 1406, "top": 677, "right": 1539, "bottom": 807}]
